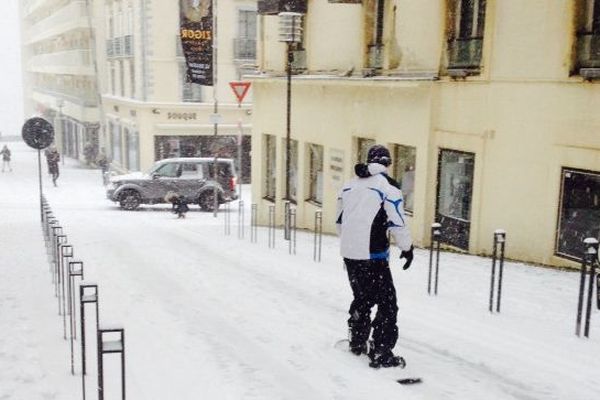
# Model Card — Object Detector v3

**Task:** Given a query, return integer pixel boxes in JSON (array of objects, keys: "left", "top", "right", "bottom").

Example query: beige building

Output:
[
  {"left": 20, "top": 0, "right": 101, "bottom": 162},
  {"left": 21, "top": 0, "right": 258, "bottom": 178},
  {"left": 250, "top": 0, "right": 600, "bottom": 268},
  {"left": 92, "top": 0, "right": 257, "bottom": 178}
]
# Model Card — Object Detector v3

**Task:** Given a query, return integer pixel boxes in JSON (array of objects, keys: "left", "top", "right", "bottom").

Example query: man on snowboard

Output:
[{"left": 336, "top": 144, "right": 414, "bottom": 368}]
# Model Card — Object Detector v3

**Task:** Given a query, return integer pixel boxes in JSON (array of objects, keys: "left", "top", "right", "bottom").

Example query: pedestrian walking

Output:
[
  {"left": 1, "top": 145, "right": 12, "bottom": 172},
  {"left": 46, "top": 147, "right": 60, "bottom": 186},
  {"left": 96, "top": 149, "right": 110, "bottom": 185},
  {"left": 335, "top": 144, "right": 414, "bottom": 369}
]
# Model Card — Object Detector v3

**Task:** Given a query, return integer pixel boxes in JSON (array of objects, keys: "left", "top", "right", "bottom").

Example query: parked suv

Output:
[{"left": 106, "top": 157, "right": 238, "bottom": 211}]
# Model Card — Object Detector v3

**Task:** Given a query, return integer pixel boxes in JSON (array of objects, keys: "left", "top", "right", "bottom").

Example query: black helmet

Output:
[{"left": 366, "top": 145, "right": 391, "bottom": 167}]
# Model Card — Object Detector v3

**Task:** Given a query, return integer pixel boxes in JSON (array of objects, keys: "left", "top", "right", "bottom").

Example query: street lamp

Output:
[
  {"left": 56, "top": 99, "right": 65, "bottom": 165},
  {"left": 278, "top": 12, "right": 303, "bottom": 203}
]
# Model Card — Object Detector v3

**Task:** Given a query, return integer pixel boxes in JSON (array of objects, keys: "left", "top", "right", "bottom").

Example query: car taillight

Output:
[{"left": 229, "top": 176, "right": 236, "bottom": 191}]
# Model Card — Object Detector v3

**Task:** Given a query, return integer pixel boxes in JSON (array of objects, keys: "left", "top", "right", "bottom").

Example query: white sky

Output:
[{"left": 0, "top": 0, "right": 23, "bottom": 137}]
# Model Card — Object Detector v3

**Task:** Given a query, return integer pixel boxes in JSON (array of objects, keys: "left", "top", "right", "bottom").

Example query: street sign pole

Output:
[{"left": 229, "top": 81, "right": 251, "bottom": 203}]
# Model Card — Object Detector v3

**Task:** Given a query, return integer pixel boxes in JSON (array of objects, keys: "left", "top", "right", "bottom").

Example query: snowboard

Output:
[{"left": 334, "top": 339, "right": 422, "bottom": 385}]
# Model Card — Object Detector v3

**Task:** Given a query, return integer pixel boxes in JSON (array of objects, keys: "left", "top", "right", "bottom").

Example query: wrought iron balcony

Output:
[
  {"left": 575, "top": 33, "right": 600, "bottom": 69},
  {"left": 113, "top": 37, "right": 124, "bottom": 57},
  {"left": 106, "top": 39, "right": 114, "bottom": 58},
  {"left": 123, "top": 35, "right": 134, "bottom": 57},
  {"left": 233, "top": 38, "right": 257, "bottom": 60},
  {"left": 258, "top": 0, "right": 307, "bottom": 15},
  {"left": 447, "top": 37, "right": 483, "bottom": 70}
]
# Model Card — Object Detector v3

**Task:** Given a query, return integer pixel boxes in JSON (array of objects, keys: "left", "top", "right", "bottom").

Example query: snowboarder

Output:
[
  {"left": 46, "top": 147, "right": 60, "bottom": 186},
  {"left": 165, "top": 191, "right": 189, "bottom": 218},
  {"left": 1, "top": 145, "right": 12, "bottom": 172},
  {"left": 335, "top": 144, "right": 414, "bottom": 368}
]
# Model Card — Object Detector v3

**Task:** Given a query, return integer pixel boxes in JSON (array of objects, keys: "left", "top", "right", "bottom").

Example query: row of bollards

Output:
[
  {"left": 429, "top": 221, "right": 598, "bottom": 337},
  {"left": 227, "top": 201, "right": 323, "bottom": 262},
  {"left": 42, "top": 196, "right": 126, "bottom": 400}
]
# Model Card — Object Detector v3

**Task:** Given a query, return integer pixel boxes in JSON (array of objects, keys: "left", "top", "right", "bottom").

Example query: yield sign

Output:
[{"left": 229, "top": 81, "right": 251, "bottom": 104}]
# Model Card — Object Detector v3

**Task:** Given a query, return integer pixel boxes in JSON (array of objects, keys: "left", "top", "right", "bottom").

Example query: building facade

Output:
[
  {"left": 93, "top": 0, "right": 257, "bottom": 179},
  {"left": 251, "top": 0, "right": 600, "bottom": 268},
  {"left": 20, "top": 0, "right": 102, "bottom": 163},
  {"left": 21, "top": 0, "right": 258, "bottom": 180}
]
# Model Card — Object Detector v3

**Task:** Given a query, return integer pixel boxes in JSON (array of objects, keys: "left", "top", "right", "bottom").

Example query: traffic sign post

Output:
[{"left": 229, "top": 81, "right": 251, "bottom": 202}]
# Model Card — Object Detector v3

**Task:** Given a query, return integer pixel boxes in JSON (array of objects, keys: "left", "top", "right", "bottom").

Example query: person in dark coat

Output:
[
  {"left": 46, "top": 147, "right": 60, "bottom": 186},
  {"left": 165, "top": 191, "right": 189, "bottom": 218},
  {"left": 1, "top": 145, "right": 12, "bottom": 172},
  {"left": 335, "top": 144, "right": 414, "bottom": 368}
]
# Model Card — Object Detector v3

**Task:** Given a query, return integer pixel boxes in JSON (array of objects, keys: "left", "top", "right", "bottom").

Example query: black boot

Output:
[{"left": 368, "top": 349, "right": 406, "bottom": 369}]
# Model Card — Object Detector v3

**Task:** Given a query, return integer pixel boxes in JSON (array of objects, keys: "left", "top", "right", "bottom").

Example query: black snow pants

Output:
[{"left": 344, "top": 258, "right": 398, "bottom": 353}]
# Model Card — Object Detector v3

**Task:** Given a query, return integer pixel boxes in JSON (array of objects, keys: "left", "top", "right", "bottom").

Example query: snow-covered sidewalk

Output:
[{"left": 1, "top": 141, "right": 599, "bottom": 400}]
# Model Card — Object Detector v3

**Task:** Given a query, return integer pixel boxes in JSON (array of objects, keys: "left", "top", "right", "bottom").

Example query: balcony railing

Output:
[
  {"left": 28, "top": 49, "right": 92, "bottom": 71},
  {"left": 575, "top": 33, "right": 600, "bottom": 69},
  {"left": 123, "top": 35, "right": 133, "bottom": 56},
  {"left": 106, "top": 39, "right": 114, "bottom": 57},
  {"left": 447, "top": 37, "right": 483, "bottom": 70},
  {"left": 33, "top": 85, "right": 98, "bottom": 108},
  {"left": 113, "top": 37, "right": 124, "bottom": 57},
  {"left": 233, "top": 38, "right": 256, "bottom": 60},
  {"left": 258, "top": 0, "right": 307, "bottom": 15},
  {"left": 28, "top": 1, "right": 89, "bottom": 42}
]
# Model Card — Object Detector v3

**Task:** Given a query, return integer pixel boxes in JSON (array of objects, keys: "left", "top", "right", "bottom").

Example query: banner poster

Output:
[{"left": 179, "top": 0, "right": 214, "bottom": 86}]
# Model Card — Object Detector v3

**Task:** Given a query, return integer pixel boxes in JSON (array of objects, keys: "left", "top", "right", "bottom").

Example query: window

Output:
[
  {"left": 126, "top": 129, "right": 139, "bottom": 171},
  {"left": 155, "top": 163, "right": 180, "bottom": 178},
  {"left": 391, "top": 144, "right": 416, "bottom": 214},
  {"left": 235, "top": 9, "right": 257, "bottom": 60},
  {"left": 119, "top": 60, "right": 125, "bottom": 97},
  {"left": 446, "top": 0, "right": 487, "bottom": 71},
  {"left": 282, "top": 138, "right": 298, "bottom": 202},
  {"left": 129, "top": 61, "right": 135, "bottom": 99},
  {"left": 111, "top": 122, "right": 122, "bottom": 164},
  {"left": 307, "top": 143, "right": 324, "bottom": 205},
  {"left": 355, "top": 137, "right": 375, "bottom": 164},
  {"left": 180, "top": 163, "right": 203, "bottom": 179},
  {"left": 436, "top": 149, "right": 475, "bottom": 250},
  {"left": 264, "top": 134, "right": 276, "bottom": 200},
  {"left": 574, "top": 0, "right": 600, "bottom": 73},
  {"left": 556, "top": 168, "right": 600, "bottom": 260}
]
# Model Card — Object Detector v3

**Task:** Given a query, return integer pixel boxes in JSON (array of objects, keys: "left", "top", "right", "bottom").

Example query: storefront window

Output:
[
  {"left": 391, "top": 144, "right": 416, "bottom": 214},
  {"left": 264, "top": 134, "right": 276, "bottom": 200},
  {"left": 556, "top": 168, "right": 600, "bottom": 260},
  {"left": 436, "top": 149, "right": 475, "bottom": 250},
  {"left": 308, "top": 143, "right": 324, "bottom": 205}
]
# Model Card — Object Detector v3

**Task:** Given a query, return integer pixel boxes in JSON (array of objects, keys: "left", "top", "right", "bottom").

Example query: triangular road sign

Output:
[{"left": 229, "top": 81, "right": 251, "bottom": 104}]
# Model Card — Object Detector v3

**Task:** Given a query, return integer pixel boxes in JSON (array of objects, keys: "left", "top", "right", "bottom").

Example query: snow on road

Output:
[{"left": 1, "top": 141, "right": 599, "bottom": 400}]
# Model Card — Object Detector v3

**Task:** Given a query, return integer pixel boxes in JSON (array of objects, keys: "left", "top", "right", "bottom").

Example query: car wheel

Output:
[
  {"left": 198, "top": 191, "right": 218, "bottom": 212},
  {"left": 119, "top": 190, "right": 141, "bottom": 210}
]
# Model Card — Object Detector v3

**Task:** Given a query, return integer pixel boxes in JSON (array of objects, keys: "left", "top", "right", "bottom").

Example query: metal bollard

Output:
[
  {"left": 268, "top": 204, "right": 275, "bottom": 249},
  {"left": 288, "top": 208, "right": 297, "bottom": 255},
  {"left": 428, "top": 223, "right": 442, "bottom": 295},
  {"left": 50, "top": 226, "right": 63, "bottom": 274},
  {"left": 54, "top": 235, "right": 67, "bottom": 300},
  {"left": 576, "top": 238, "right": 599, "bottom": 338},
  {"left": 238, "top": 200, "right": 245, "bottom": 239},
  {"left": 68, "top": 261, "right": 84, "bottom": 375},
  {"left": 80, "top": 284, "right": 99, "bottom": 378},
  {"left": 284, "top": 201, "right": 291, "bottom": 241},
  {"left": 224, "top": 201, "right": 231, "bottom": 235},
  {"left": 98, "top": 327, "right": 126, "bottom": 400},
  {"left": 60, "top": 244, "right": 73, "bottom": 339},
  {"left": 489, "top": 230, "right": 506, "bottom": 313},
  {"left": 251, "top": 203, "right": 258, "bottom": 243},
  {"left": 313, "top": 210, "right": 323, "bottom": 262}
]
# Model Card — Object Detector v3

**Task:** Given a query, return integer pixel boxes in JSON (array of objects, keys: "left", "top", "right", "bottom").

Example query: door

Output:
[
  {"left": 174, "top": 162, "right": 206, "bottom": 201},
  {"left": 147, "top": 162, "right": 181, "bottom": 200},
  {"left": 435, "top": 149, "right": 475, "bottom": 250}
]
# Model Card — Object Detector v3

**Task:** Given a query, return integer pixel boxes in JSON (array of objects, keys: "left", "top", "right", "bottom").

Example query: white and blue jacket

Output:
[{"left": 336, "top": 163, "right": 412, "bottom": 261}]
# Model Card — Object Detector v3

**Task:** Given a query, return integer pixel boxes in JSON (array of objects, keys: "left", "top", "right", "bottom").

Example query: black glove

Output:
[{"left": 400, "top": 245, "right": 414, "bottom": 270}]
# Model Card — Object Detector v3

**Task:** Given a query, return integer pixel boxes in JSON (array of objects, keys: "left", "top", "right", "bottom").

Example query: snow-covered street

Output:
[{"left": 1, "top": 140, "right": 599, "bottom": 400}]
